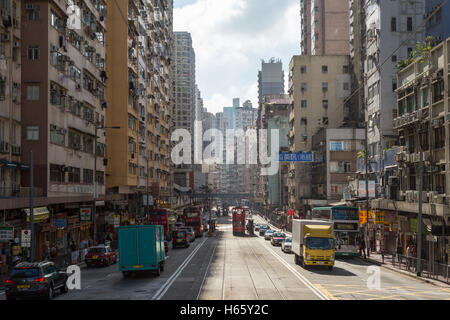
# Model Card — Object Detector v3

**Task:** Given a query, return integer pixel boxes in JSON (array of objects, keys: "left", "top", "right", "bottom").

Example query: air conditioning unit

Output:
[
  {"left": 414, "top": 191, "right": 419, "bottom": 202},
  {"left": 13, "top": 41, "right": 20, "bottom": 48},
  {"left": 406, "top": 191, "right": 414, "bottom": 203},
  {"left": 435, "top": 195, "right": 445, "bottom": 204}
]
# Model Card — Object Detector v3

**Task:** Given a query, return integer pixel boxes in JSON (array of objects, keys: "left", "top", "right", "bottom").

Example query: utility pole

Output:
[
  {"left": 417, "top": 149, "right": 423, "bottom": 276},
  {"left": 146, "top": 156, "right": 149, "bottom": 216},
  {"left": 29, "top": 151, "right": 34, "bottom": 262},
  {"left": 365, "top": 115, "right": 370, "bottom": 258},
  {"left": 93, "top": 126, "right": 98, "bottom": 244}
]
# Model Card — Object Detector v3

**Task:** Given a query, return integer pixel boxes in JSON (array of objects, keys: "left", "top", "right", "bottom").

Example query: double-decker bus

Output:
[
  {"left": 146, "top": 209, "right": 170, "bottom": 239},
  {"left": 311, "top": 206, "right": 360, "bottom": 257},
  {"left": 182, "top": 206, "right": 204, "bottom": 237},
  {"left": 232, "top": 207, "right": 246, "bottom": 236}
]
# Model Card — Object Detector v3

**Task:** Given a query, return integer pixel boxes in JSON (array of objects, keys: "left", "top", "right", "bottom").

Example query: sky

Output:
[{"left": 173, "top": 0, "right": 301, "bottom": 115}]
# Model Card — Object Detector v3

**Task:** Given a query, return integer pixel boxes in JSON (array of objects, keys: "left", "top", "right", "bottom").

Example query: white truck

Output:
[{"left": 292, "top": 219, "right": 336, "bottom": 270}]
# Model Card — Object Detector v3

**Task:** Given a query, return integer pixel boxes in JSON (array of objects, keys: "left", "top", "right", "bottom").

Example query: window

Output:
[
  {"left": 27, "top": 126, "right": 39, "bottom": 141},
  {"left": 301, "top": 83, "right": 307, "bottom": 91},
  {"left": 391, "top": 17, "right": 396, "bottom": 32},
  {"left": 343, "top": 83, "right": 349, "bottom": 90},
  {"left": 392, "top": 79, "right": 397, "bottom": 92},
  {"left": 27, "top": 4, "right": 40, "bottom": 20},
  {"left": 68, "top": 131, "right": 81, "bottom": 149},
  {"left": 343, "top": 65, "right": 349, "bottom": 74},
  {"left": 0, "top": 77, "right": 5, "bottom": 100},
  {"left": 301, "top": 117, "right": 307, "bottom": 125},
  {"left": 392, "top": 55, "right": 397, "bottom": 62},
  {"left": 50, "top": 84, "right": 65, "bottom": 107},
  {"left": 50, "top": 164, "right": 64, "bottom": 183},
  {"left": 27, "top": 46, "right": 39, "bottom": 60},
  {"left": 83, "top": 136, "right": 94, "bottom": 154},
  {"left": 69, "top": 65, "right": 81, "bottom": 84},
  {"left": 434, "top": 126, "right": 445, "bottom": 149},
  {"left": 407, "top": 47, "right": 413, "bottom": 57},
  {"left": 322, "top": 100, "right": 328, "bottom": 109},
  {"left": 300, "top": 66, "right": 307, "bottom": 73},
  {"left": 301, "top": 100, "right": 307, "bottom": 108},
  {"left": 83, "top": 169, "right": 93, "bottom": 184},
  {"left": 422, "top": 87, "right": 429, "bottom": 107},
  {"left": 323, "top": 117, "right": 328, "bottom": 125},
  {"left": 68, "top": 167, "right": 81, "bottom": 183},
  {"left": 95, "top": 171, "right": 105, "bottom": 185},
  {"left": 27, "top": 85, "right": 39, "bottom": 100},
  {"left": 322, "top": 82, "right": 328, "bottom": 92},
  {"left": 322, "top": 65, "right": 328, "bottom": 73},
  {"left": 50, "top": 125, "right": 65, "bottom": 145},
  {"left": 407, "top": 17, "right": 413, "bottom": 31}
]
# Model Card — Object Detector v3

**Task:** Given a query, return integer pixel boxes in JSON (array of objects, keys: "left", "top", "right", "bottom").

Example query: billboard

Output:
[{"left": 358, "top": 180, "right": 375, "bottom": 198}]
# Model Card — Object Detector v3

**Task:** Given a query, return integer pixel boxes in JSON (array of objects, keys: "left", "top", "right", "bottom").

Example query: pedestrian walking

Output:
[
  {"left": 360, "top": 239, "right": 366, "bottom": 259},
  {"left": 396, "top": 244, "right": 403, "bottom": 264},
  {"left": 406, "top": 244, "right": 412, "bottom": 270}
]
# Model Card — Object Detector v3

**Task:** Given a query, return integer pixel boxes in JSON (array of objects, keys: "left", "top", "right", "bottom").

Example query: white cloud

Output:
[{"left": 174, "top": 0, "right": 299, "bottom": 114}]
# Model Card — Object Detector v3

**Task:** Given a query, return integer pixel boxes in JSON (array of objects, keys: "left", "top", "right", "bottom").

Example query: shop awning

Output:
[{"left": 24, "top": 207, "right": 50, "bottom": 223}]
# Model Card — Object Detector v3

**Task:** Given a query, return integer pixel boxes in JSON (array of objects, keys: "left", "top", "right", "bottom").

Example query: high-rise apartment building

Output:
[
  {"left": 0, "top": 0, "right": 22, "bottom": 198},
  {"left": 288, "top": 55, "right": 351, "bottom": 211},
  {"left": 258, "top": 58, "right": 284, "bottom": 106},
  {"left": 300, "top": 0, "right": 350, "bottom": 56},
  {"left": 173, "top": 31, "right": 196, "bottom": 190},
  {"left": 363, "top": 0, "right": 424, "bottom": 198},
  {"left": 425, "top": 0, "right": 450, "bottom": 41},
  {"left": 106, "top": 0, "right": 173, "bottom": 208}
]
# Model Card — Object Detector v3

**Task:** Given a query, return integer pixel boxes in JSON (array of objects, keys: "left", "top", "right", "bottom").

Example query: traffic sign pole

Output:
[{"left": 29, "top": 151, "right": 34, "bottom": 262}]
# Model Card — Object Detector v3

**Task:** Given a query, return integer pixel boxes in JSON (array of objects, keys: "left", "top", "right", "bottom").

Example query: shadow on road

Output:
[{"left": 305, "top": 266, "right": 357, "bottom": 277}]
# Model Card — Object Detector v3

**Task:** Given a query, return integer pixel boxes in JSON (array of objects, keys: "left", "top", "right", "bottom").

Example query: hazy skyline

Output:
[{"left": 174, "top": 0, "right": 300, "bottom": 114}]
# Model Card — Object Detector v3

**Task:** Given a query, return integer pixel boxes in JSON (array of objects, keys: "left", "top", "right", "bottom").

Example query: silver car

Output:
[
  {"left": 264, "top": 230, "right": 275, "bottom": 240},
  {"left": 281, "top": 237, "right": 292, "bottom": 253}
]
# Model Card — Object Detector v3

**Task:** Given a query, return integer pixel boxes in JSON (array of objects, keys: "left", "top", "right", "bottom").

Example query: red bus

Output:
[
  {"left": 232, "top": 207, "right": 246, "bottom": 236},
  {"left": 182, "top": 206, "right": 204, "bottom": 237},
  {"left": 146, "top": 209, "right": 170, "bottom": 239}
]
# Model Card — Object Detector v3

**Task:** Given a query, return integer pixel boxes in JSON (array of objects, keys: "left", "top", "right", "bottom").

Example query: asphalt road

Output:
[{"left": 1, "top": 215, "right": 449, "bottom": 300}]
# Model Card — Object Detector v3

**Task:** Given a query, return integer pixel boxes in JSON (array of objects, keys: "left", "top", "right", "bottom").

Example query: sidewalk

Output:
[{"left": 359, "top": 252, "right": 450, "bottom": 288}]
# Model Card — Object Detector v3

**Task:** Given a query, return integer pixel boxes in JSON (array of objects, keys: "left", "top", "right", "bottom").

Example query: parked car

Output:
[
  {"left": 259, "top": 225, "right": 270, "bottom": 237},
  {"left": 4, "top": 261, "right": 68, "bottom": 300},
  {"left": 181, "top": 227, "right": 195, "bottom": 242},
  {"left": 172, "top": 230, "right": 190, "bottom": 248},
  {"left": 271, "top": 232, "right": 286, "bottom": 246},
  {"left": 264, "top": 230, "right": 275, "bottom": 240},
  {"left": 254, "top": 223, "right": 261, "bottom": 231},
  {"left": 281, "top": 237, "right": 292, "bottom": 253},
  {"left": 85, "top": 245, "right": 118, "bottom": 267}
]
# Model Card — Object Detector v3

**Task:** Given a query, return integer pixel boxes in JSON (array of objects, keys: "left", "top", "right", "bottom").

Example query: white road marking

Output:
[
  {"left": 260, "top": 241, "right": 330, "bottom": 300},
  {"left": 152, "top": 238, "right": 208, "bottom": 300},
  {"left": 196, "top": 241, "right": 218, "bottom": 300}
]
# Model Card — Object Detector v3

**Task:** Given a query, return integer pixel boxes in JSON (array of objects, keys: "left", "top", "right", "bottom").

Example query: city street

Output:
[{"left": 1, "top": 215, "right": 448, "bottom": 300}]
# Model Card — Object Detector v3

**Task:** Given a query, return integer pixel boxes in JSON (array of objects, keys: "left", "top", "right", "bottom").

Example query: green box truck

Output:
[{"left": 118, "top": 225, "right": 165, "bottom": 277}]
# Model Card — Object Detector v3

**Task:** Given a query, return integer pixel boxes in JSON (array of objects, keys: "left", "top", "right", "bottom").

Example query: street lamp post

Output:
[{"left": 93, "top": 125, "right": 120, "bottom": 244}]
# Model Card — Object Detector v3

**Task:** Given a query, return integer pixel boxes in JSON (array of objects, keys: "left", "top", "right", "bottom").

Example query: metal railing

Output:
[{"left": 391, "top": 254, "right": 449, "bottom": 284}]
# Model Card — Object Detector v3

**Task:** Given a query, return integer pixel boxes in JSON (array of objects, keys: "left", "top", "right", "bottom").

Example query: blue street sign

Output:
[{"left": 278, "top": 152, "right": 314, "bottom": 162}]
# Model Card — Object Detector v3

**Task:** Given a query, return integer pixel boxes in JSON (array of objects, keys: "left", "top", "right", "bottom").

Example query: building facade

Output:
[
  {"left": 364, "top": 0, "right": 425, "bottom": 199},
  {"left": 368, "top": 37, "right": 450, "bottom": 262},
  {"left": 311, "top": 128, "right": 364, "bottom": 201},
  {"left": 300, "top": 0, "right": 350, "bottom": 56},
  {"left": 106, "top": 0, "right": 173, "bottom": 211},
  {"left": 288, "top": 55, "right": 351, "bottom": 211}
]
